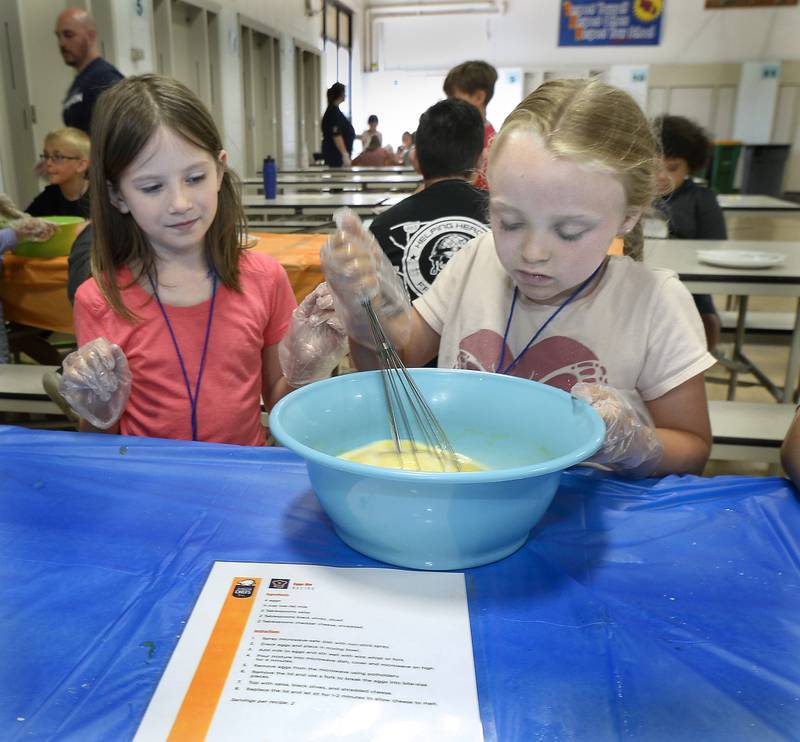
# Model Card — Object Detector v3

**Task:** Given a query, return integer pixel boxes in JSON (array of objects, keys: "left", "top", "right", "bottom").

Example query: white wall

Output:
[
  {"left": 357, "top": 65, "right": 522, "bottom": 150},
  {"left": 363, "top": 1, "right": 800, "bottom": 191},
  {"left": 369, "top": 1, "right": 800, "bottom": 71}
]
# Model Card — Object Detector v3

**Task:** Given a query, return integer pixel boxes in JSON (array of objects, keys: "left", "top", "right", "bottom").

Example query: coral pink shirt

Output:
[{"left": 74, "top": 250, "right": 296, "bottom": 446}]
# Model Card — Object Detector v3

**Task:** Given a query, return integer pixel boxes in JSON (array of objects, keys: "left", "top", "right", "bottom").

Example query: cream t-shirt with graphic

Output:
[{"left": 414, "top": 232, "right": 715, "bottom": 402}]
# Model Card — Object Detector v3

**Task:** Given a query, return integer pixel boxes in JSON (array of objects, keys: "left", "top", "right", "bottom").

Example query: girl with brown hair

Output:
[{"left": 59, "top": 74, "right": 345, "bottom": 444}]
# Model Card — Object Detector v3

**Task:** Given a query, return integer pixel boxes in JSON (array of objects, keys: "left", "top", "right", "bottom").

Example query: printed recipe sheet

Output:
[{"left": 134, "top": 562, "right": 484, "bottom": 741}]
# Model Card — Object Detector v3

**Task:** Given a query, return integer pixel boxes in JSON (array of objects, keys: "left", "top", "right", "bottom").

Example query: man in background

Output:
[{"left": 56, "top": 7, "right": 124, "bottom": 134}]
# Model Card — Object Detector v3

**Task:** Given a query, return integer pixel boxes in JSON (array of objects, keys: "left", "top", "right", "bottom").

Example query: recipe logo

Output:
[
  {"left": 232, "top": 579, "right": 257, "bottom": 598},
  {"left": 269, "top": 578, "right": 290, "bottom": 590}
]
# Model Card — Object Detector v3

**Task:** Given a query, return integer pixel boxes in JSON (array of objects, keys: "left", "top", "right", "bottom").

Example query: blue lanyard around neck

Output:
[
  {"left": 496, "top": 260, "right": 606, "bottom": 376},
  {"left": 148, "top": 272, "right": 218, "bottom": 441}
]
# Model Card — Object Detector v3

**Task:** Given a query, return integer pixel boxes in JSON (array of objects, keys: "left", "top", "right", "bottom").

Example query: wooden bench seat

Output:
[
  {"left": 718, "top": 310, "right": 795, "bottom": 335},
  {"left": 0, "top": 364, "right": 61, "bottom": 414},
  {"left": 708, "top": 400, "right": 795, "bottom": 463}
]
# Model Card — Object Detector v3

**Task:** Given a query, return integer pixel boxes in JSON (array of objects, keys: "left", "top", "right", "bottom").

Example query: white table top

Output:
[
  {"left": 643, "top": 239, "right": 800, "bottom": 293},
  {"left": 277, "top": 166, "right": 414, "bottom": 175},
  {"left": 716, "top": 194, "right": 800, "bottom": 211},
  {"left": 242, "top": 193, "right": 396, "bottom": 220},
  {"left": 242, "top": 193, "right": 391, "bottom": 209},
  {"left": 246, "top": 173, "right": 420, "bottom": 184},
  {"left": 380, "top": 193, "right": 409, "bottom": 208}
]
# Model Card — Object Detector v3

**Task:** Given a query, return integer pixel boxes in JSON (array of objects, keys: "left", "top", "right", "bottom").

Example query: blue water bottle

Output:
[{"left": 263, "top": 156, "right": 277, "bottom": 199}]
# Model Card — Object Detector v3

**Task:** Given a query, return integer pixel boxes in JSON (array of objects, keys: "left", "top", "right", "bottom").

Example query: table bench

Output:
[
  {"left": 719, "top": 310, "right": 795, "bottom": 335},
  {"left": 708, "top": 399, "right": 795, "bottom": 463},
  {"left": 0, "top": 363, "right": 274, "bottom": 434},
  {"left": 0, "top": 364, "right": 61, "bottom": 415}
]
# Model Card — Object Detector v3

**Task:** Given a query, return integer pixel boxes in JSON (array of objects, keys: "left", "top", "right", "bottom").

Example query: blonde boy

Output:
[{"left": 26, "top": 127, "right": 90, "bottom": 218}]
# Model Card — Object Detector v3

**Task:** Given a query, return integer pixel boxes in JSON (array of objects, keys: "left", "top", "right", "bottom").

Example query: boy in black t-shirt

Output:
[
  {"left": 369, "top": 99, "right": 489, "bottom": 303},
  {"left": 26, "top": 127, "right": 90, "bottom": 219}
]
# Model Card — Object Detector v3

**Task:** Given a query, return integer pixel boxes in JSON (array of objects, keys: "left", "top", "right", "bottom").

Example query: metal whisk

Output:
[{"left": 362, "top": 299, "right": 461, "bottom": 472}]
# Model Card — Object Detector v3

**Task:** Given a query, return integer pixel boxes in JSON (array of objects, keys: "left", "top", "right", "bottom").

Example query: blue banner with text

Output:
[{"left": 559, "top": 1, "right": 663, "bottom": 46}]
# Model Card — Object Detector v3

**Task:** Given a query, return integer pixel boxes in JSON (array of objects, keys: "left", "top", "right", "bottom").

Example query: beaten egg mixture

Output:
[{"left": 339, "top": 439, "right": 487, "bottom": 472}]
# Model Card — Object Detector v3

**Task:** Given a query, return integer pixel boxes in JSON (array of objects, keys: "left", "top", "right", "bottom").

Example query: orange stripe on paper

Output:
[{"left": 167, "top": 577, "right": 261, "bottom": 742}]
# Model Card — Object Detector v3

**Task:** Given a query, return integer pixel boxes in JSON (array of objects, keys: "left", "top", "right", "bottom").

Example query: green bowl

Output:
[{"left": 13, "top": 215, "right": 86, "bottom": 258}]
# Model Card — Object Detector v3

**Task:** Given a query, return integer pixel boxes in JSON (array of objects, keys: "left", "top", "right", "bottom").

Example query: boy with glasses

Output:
[{"left": 26, "top": 127, "right": 90, "bottom": 219}]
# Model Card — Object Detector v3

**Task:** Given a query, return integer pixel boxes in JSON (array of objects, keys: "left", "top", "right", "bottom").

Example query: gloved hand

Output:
[
  {"left": 0, "top": 193, "right": 25, "bottom": 220},
  {"left": 571, "top": 382, "right": 663, "bottom": 477},
  {"left": 320, "top": 208, "right": 412, "bottom": 350},
  {"left": 278, "top": 282, "right": 349, "bottom": 387},
  {"left": 59, "top": 337, "right": 132, "bottom": 429},
  {"left": 10, "top": 216, "right": 57, "bottom": 243}
]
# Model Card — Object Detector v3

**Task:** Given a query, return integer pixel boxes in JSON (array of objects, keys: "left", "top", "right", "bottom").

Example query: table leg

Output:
[
  {"left": 726, "top": 295, "right": 749, "bottom": 401},
  {"left": 782, "top": 297, "right": 800, "bottom": 404}
]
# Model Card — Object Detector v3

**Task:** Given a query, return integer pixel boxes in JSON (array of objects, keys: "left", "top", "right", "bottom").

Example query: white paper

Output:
[{"left": 134, "top": 562, "right": 483, "bottom": 742}]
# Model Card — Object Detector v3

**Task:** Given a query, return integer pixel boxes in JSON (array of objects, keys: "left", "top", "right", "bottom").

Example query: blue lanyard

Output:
[
  {"left": 148, "top": 273, "right": 218, "bottom": 441},
  {"left": 496, "top": 260, "right": 606, "bottom": 375}
]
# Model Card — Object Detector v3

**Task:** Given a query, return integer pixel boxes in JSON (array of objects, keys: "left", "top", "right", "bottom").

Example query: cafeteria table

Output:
[
  {"left": 242, "top": 192, "right": 394, "bottom": 223},
  {"left": 242, "top": 173, "right": 421, "bottom": 194},
  {"left": 281, "top": 165, "right": 414, "bottom": 174},
  {"left": 644, "top": 238, "right": 800, "bottom": 402},
  {"left": 1, "top": 425, "right": 798, "bottom": 741},
  {"left": 0, "top": 232, "right": 327, "bottom": 334},
  {"left": 717, "top": 194, "right": 800, "bottom": 211}
]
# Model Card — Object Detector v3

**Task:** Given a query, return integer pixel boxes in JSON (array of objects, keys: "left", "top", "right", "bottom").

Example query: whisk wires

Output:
[{"left": 362, "top": 300, "right": 461, "bottom": 472}]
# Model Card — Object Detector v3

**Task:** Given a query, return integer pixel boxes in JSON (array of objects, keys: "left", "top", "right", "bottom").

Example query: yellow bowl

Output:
[{"left": 13, "top": 216, "right": 86, "bottom": 258}]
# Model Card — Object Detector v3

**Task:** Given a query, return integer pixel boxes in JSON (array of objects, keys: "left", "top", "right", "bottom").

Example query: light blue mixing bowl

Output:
[{"left": 270, "top": 369, "right": 605, "bottom": 570}]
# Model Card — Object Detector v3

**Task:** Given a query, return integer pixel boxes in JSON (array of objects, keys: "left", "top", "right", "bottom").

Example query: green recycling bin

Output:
[{"left": 707, "top": 141, "right": 741, "bottom": 194}]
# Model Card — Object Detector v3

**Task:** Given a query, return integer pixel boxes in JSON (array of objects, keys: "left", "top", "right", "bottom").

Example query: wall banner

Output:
[{"left": 559, "top": 1, "right": 663, "bottom": 46}]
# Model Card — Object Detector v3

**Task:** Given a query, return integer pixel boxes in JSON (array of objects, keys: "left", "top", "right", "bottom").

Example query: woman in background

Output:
[{"left": 321, "top": 83, "right": 355, "bottom": 168}]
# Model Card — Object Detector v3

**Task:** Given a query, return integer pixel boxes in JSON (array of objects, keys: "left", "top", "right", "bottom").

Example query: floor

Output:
[{"left": 6, "top": 201, "right": 799, "bottom": 478}]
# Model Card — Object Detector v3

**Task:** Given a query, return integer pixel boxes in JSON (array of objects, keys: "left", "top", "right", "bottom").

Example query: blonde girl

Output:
[{"left": 321, "top": 79, "right": 714, "bottom": 477}]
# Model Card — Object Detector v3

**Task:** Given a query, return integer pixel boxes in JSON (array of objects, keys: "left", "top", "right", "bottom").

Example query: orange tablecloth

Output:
[
  {"left": 0, "top": 254, "right": 73, "bottom": 333},
  {"left": 0, "top": 232, "right": 327, "bottom": 334},
  {"left": 249, "top": 231, "right": 326, "bottom": 303},
  {"left": 0, "top": 233, "right": 621, "bottom": 333}
]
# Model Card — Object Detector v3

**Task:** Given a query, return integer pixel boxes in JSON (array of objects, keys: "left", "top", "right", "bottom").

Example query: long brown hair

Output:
[
  {"left": 89, "top": 74, "right": 246, "bottom": 319},
  {"left": 489, "top": 78, "right": 657, "bottom": 259}
]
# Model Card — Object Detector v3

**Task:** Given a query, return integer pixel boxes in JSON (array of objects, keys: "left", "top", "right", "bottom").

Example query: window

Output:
[{"left": 321, "top": 1, "right": 352, "bottom": 119}]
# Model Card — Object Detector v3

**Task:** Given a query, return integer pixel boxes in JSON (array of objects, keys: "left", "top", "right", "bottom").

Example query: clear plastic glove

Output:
[
  {"left": 0, "top": 193, "right": 25, "bottom": 220},
  {"left": 320, "top": 208, "right": 412, "bottom": 350},
  {"left": 279, "top": 282, "right": 349, "bottom": 387},
  {"left": 11, "top": 216, "right": 57, "bottom": 242},
  {"left": 571, "top": 382, "right": 663, "bottom": 476},
  {"left": 59, "top": 337, "right": 132, "bottom": 429}
]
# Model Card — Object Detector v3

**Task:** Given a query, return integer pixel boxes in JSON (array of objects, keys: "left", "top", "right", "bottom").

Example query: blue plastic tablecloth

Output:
[{"left": 1, "top": 425, "right": 799, "bottom": 741}]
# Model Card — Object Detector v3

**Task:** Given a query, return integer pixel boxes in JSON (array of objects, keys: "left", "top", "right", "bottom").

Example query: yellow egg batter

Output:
[{"left": 339, "top": 439, "right": 487, "bottom": 472}]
